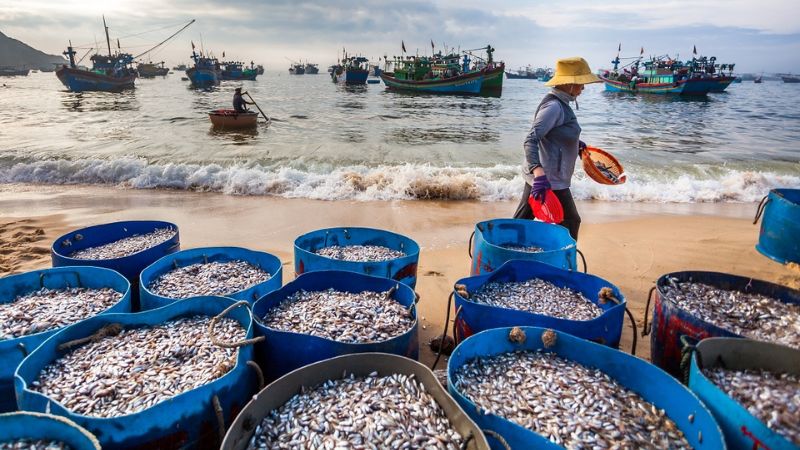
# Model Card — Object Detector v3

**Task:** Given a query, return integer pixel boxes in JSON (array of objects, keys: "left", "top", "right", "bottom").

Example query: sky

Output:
[{"left": 1, "top": 0, "right": 799, "bottom": 73}]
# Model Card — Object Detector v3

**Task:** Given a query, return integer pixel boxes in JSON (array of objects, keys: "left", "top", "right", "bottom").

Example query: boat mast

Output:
[{"left": 103, "top": 15, "right": 112, "bottom": 57}]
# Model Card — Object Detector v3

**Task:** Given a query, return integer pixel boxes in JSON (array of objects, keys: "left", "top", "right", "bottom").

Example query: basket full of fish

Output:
[
  {"left": 643, "top": 270, "right": 800, "bottom": 378},
  {"left": 754, "top": 188, "right": 800, "bottom": 265},
  {"left": 221, "top": 353, "right": 489, "bottom": 449},
  {"left": 139, "top": 246, "right": 283, "bottom": 311},
  {"left": 0, "top": 411, "right": 100, "bottom": 450},
  {"left": 0, "top": 267, "right": 131, "bottom": 413},
  {"left": 453, "top": 260, "right": 626, "bottom": 348},
  {"left": 688, "top": 338, "right": 799, "bottom": 450},
  {"left": 253, "top": 270, "right": 419, "bottom": 381},
  {"left": 448, "top": 326, "right": 725, "bottom": 449},
  {"left": 51, "top": 220, "right": 180, "bottom": 309},
  {"left": 469, "top": 219, "right": 578, "bottom": 275},
  {"left": 294, "top": 227, "right": 420, "bottom": 288},
  {"left": 14, "top": 296, "right": 263, "bottom": 449}
]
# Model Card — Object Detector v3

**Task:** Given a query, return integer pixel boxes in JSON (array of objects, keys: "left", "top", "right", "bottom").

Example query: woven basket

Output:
[{"left": 582, "top": 146, "right": 626, "bottom": 185}]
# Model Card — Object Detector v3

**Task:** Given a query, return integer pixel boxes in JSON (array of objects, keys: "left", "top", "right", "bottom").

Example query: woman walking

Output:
[{"left": 513, "top": 57, "right": 600, "bottom": 240}]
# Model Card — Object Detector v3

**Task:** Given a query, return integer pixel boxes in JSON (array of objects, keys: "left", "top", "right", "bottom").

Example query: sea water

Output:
[{"left": 0, "top": 71, "right": 797, "bottom": 203}]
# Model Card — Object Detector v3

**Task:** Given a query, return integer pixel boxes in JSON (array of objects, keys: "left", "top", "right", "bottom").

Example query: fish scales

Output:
[
  {"left": 148, "top": 260, "right": 271, "bottom": 298},
  {"left": 262, "top": 288, "right": 413, "bottom": 343},
  {"left": 454, "top": 351, "right": 692, "bottom": 449},
  {"left": 0, "top": 287, "right": 122, "bottom": 340},
  {"left": 663, "top": 280, "right": 800, "bottom": 349},
  {"left": 246, "top": 372, "right": 464, "bottom": 449},
  {"left": 30, "top": 316, "right": 245, "bottom": 418},
  {"left": 501, "top": 244, "right": 544, "bottom": 253},
  {"left": 315, "top": 245, "right": 405, "bottom": 262},
  {"left": 470, "top": 279, "right": 602, "bottom": 321},
  {"left": 69, "top": 227, "right": 176, "bottom": 260}
]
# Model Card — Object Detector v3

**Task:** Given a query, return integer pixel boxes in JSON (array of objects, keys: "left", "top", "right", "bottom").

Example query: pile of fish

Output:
[
  {"left": 0, "top": 441, "right": 70, "bottom": 450},
  {"left": 31, "top": 316, "right": 244, "bottom": 417},
  {"left": 261, "top": 288, "right": 413, "bottom": 343},
  {"left": 454, "top": 351, "right": 691, "bottom": 449},
  {"left": 470, "top": 279, "right": 602, "bottom": 321},
  {"left": 501, "top": 244, "right": 544, "bottom": 253},
  {"left": 69, "top": 228, "right": 176, "bottom": 260},
  {"left": 704, "top": 367, "right": 799, "bottom": 445},
  {"left": 0, "top": 287, "right": 122, "bottom": 340},
  {"left": 594, "top": 161, "right": 620, "bottom": 184},
  {"left": 315, "top": 245, "right": 405, "bottom": 262},
  {"left": 246, "top": 372, "right": 464, "bottom": 449},
  {"left": 662, "top": 279, "right": 800, "bottom": 348},
  {"left": 147, "top": 260, "right": 271, "bottom": 298}
]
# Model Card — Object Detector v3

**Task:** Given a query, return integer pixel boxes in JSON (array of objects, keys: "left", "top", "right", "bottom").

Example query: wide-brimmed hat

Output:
[
  {"left": 234, "top": 87, "right": 242, "bottom": 92},
  {"left": 545, "top": 57, "right": 601, "bottom": 86}
]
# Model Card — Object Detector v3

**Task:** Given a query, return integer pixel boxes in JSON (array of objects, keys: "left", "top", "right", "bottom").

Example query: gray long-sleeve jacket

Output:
[{"left": 522, "top": 89, "right": 582, "bottom": 190}]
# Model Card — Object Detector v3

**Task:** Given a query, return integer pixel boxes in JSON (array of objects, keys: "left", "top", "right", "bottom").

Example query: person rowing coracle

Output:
[
  {"left": 513, "top": 57, "right": 601, "bottom": 240},
  {"left": 233, "top": 87, "right": 255, "bottom": 113}
]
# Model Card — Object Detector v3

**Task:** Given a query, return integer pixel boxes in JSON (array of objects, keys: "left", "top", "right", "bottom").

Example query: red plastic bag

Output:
[{"left": 528, "top": 189, "right": 564, "bottom": 224}]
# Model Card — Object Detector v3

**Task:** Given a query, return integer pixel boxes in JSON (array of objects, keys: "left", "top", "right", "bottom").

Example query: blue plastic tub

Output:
[
  {"left": 15, "top": 296, "right": 262, "bottom": 449},
  {"left": 51, "top": 220, "right": 180, "bottom": 310},
  {"left": 139, "top": 246, "right": 283, "bottom": 311},
  {"left": 294, "top": 227, "right": 420, "bottom": 288},
  {"left": 0, "top": 412, "right": 100, "bottom": 449},
  {"left": 689, "top": 338, "right": 800, "bottom": 450},
  {"left": 644, "top": 270, "right": 800, "bottom": 379},
  {"left": 453, "top": 260, "right": 625, "bottom": 347},
  {"left": 469, "top": 219, "right": 577, "bottom": 275},
  {"left": 253, "top": 270, "right": 419, "bottom": 382},
  {"left": 755, "top": 188, "right": 800, "bottom": 265},
  {"left": 448, "top": 327, "right": 725, "bottom": 450},
  {"left": 0, "top": 266, "right": 131, "bottom": 413}
]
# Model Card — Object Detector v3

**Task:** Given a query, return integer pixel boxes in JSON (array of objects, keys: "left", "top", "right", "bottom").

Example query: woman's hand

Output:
[{"left": 531, "top": 175, "right": 551, "bottom": 202}]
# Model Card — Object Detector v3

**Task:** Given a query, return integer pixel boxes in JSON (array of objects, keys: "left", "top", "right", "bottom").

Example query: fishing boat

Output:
[
  {"left": 208, "top": 109, "right": 258, "bottom": 128},
  {"left": 683, "top": 57, "right": 737, "bottom": 93},
  {"left": 304, "top": 63, "right": 319, "bottom": 74},
  {"left": 331, "top": 56, "right": 369, "bottom": 85},
  {"left": 220, "top": 61, "right": 258, "bottom": 80},
  {"left": 782, "top": 74, "right": 800, "bottom": 83},
  {"left": 186, "top": 46, "right": 221, "bottom": 87},
  {"left": 754, "top": 74, "right": 763, "bottom": 83},
  {"left": 57, "top": 17, "right": 193, "bottom": 92},
  {"left": 172, "top": 63, "right": 187, "bottom": 71},
  {"left": 289, "top": 63, "right": 305, "bottom": 75},
  {"left": 253, "top": 63, "right": 264, "bottom": 75},
  {"left": 136, "top": 61, "right": 168, "bottom": 77},
  {"left": 0, "top": 67, "right": 30, "bottom": 76},
  {"left": 600, "top": 53, "right": 736, "bottom": 95},
  {"left": 505, "top": 66, "right": 537, "bottom": 79},
  {"left": 380, "top": 45, "right": 504, "bottom": 96}
]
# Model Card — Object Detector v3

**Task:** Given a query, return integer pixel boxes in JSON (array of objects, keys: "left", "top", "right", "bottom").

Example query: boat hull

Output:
[
  {"left": 380, "top": 71, "right": 484, "bottom": 94},
  {"left": 505, "top": 72, "right": 537, "bottom": 79},
  {"left": 333, "top": 69, "right": 368, "bottom": 85},
  {"left": 0, "top": 69, "right": 30, "bottom": 76},
  {"left": 186, "top": 67, "right": 219, "bottom": 87},
  {"left": 681, "top": 77, "right": 734, "bottom": 94},
  {"left": 220, "top": 71, "right": 257, "bottom": 81},
  {"left": 782, "top": 76, "right": 800, "bottom": 83},
  {"left": 209, "top": 110, "right": 258, "bottom": 128},
  {"left": 55, "top": 66, "right": 136, "bottom": 92},
  {"left": 600, "top": 75, "right": 685, "bottom": 94},
  {"left": 480, "top": 65, "right": 504, "bottom": 96}
]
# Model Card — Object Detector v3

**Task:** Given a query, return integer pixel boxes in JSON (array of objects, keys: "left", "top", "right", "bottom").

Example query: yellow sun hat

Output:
[{"left": 545, "top": 57, "right": 601, "bottom": 86}]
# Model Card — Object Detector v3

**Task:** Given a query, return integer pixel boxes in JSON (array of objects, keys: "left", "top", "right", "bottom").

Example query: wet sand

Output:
[{"left": 1, "top": 183, "right": 795, "bottom": 366}]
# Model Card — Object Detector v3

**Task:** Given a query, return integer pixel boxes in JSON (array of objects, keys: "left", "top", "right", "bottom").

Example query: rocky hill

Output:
[{"left": 0, "top": 31, "right": 65, "bottom": 71}]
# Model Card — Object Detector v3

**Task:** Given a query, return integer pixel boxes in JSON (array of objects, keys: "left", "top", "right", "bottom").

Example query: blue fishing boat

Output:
[
  {"left": 220, "top": 61, "right": 257, "bottom": 80},
  {"left": 186, "top": 46, "right": 221, "bottom": 87},
  {"left": 331, "top": 56, "right": 369, "bottom": 85},
  {"left": 600, "top": 52, "right": 736, "bottom": 95},
  {"left": 505, "top": 65, "right": 537, "bottom": 79}
]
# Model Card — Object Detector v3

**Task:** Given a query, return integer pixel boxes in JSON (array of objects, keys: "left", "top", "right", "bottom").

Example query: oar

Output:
[{"left": 245, "top": 92, "right": 270, "bottom": 123}]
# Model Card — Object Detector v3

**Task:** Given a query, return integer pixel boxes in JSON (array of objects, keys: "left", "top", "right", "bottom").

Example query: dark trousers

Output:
[{"left": 513, "top": 183, "right": 581, "bottom": 240}]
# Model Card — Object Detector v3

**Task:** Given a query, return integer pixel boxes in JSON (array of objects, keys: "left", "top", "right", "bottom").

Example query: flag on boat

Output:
[
  {"left": 618, "top": 43, "right": 621, "bottom": 52},
  {"left": 640, "top": 47, "right": 644, "bottom": 55},
  {"left": 191, "top": 41, "right": 195, "bottom": 49},
  {"left": 222, "top": 51, "right": 225, "bottom": 58},
  {"left": 693, "top": 45, "right": 697, "bottom": 55},
  {"left": 431, "top": 39, "right": 435, "bottom": 51},
  {"left": 402, "top": 40, "right": 406, "bottom": 53}
]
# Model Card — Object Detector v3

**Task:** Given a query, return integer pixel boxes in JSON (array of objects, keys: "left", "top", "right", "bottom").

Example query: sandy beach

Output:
[{"left": 1, "top": 183, "right": 795, "bottom": 366}]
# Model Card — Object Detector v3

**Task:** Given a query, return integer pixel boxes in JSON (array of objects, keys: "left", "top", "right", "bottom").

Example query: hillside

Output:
[{"left": 0, "top": 31, "right": 65, "bottom": 71}]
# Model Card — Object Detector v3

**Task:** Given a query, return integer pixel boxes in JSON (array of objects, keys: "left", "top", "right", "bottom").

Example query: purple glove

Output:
[
  {"left": 531, "top": 175, "right": 551, "bottom": 202},
  {"left": 578, "top": 140, "right": 587, "bottom": 159}
]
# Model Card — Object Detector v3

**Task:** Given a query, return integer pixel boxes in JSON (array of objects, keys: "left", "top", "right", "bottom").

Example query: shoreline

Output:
[{"left": 1, "top": 183, "right": 796, "bottom": 365}]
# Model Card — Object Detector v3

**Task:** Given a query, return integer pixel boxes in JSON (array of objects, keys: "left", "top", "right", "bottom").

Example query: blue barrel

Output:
[
  {"left": 453, "top": 260, "right": 625, "bottom": 347},
  {"left": 755, "top": 188, "right": 800, "bottom": 265},
  {"left": 221, "top": 353, "right": 489, "bottom": 450},
  {"left": 643, "top": 271, "right": 800, "bottom": 379},
  {"left": 15, "top": 296, "right": 263, "bottom": 449},
  {"left": 0, "top": 412, "right": 100, "bottom": 449},
  {"left": 0, "top": 266, "right": 131, "bottom": 413},
  {"left": 51, "top": 220, "right": 180, "bottom": 310},
  {"left": 469, "top": 219, "right": 577, "bottom": 275},
  {"left": 139, "top": 246, "right": 283, "bottom": 311},
  {"left": 448, "top": 327, "right": 725, "bottom": 450},
  {"left": 689, "top": 338, "right": 799, "bottom": 450},
  {"left": 252, "top": 270, "right": 419, "bottom": 381},
  {"left": 294, "top": 227, "right": 420, "bottom": 288}
]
